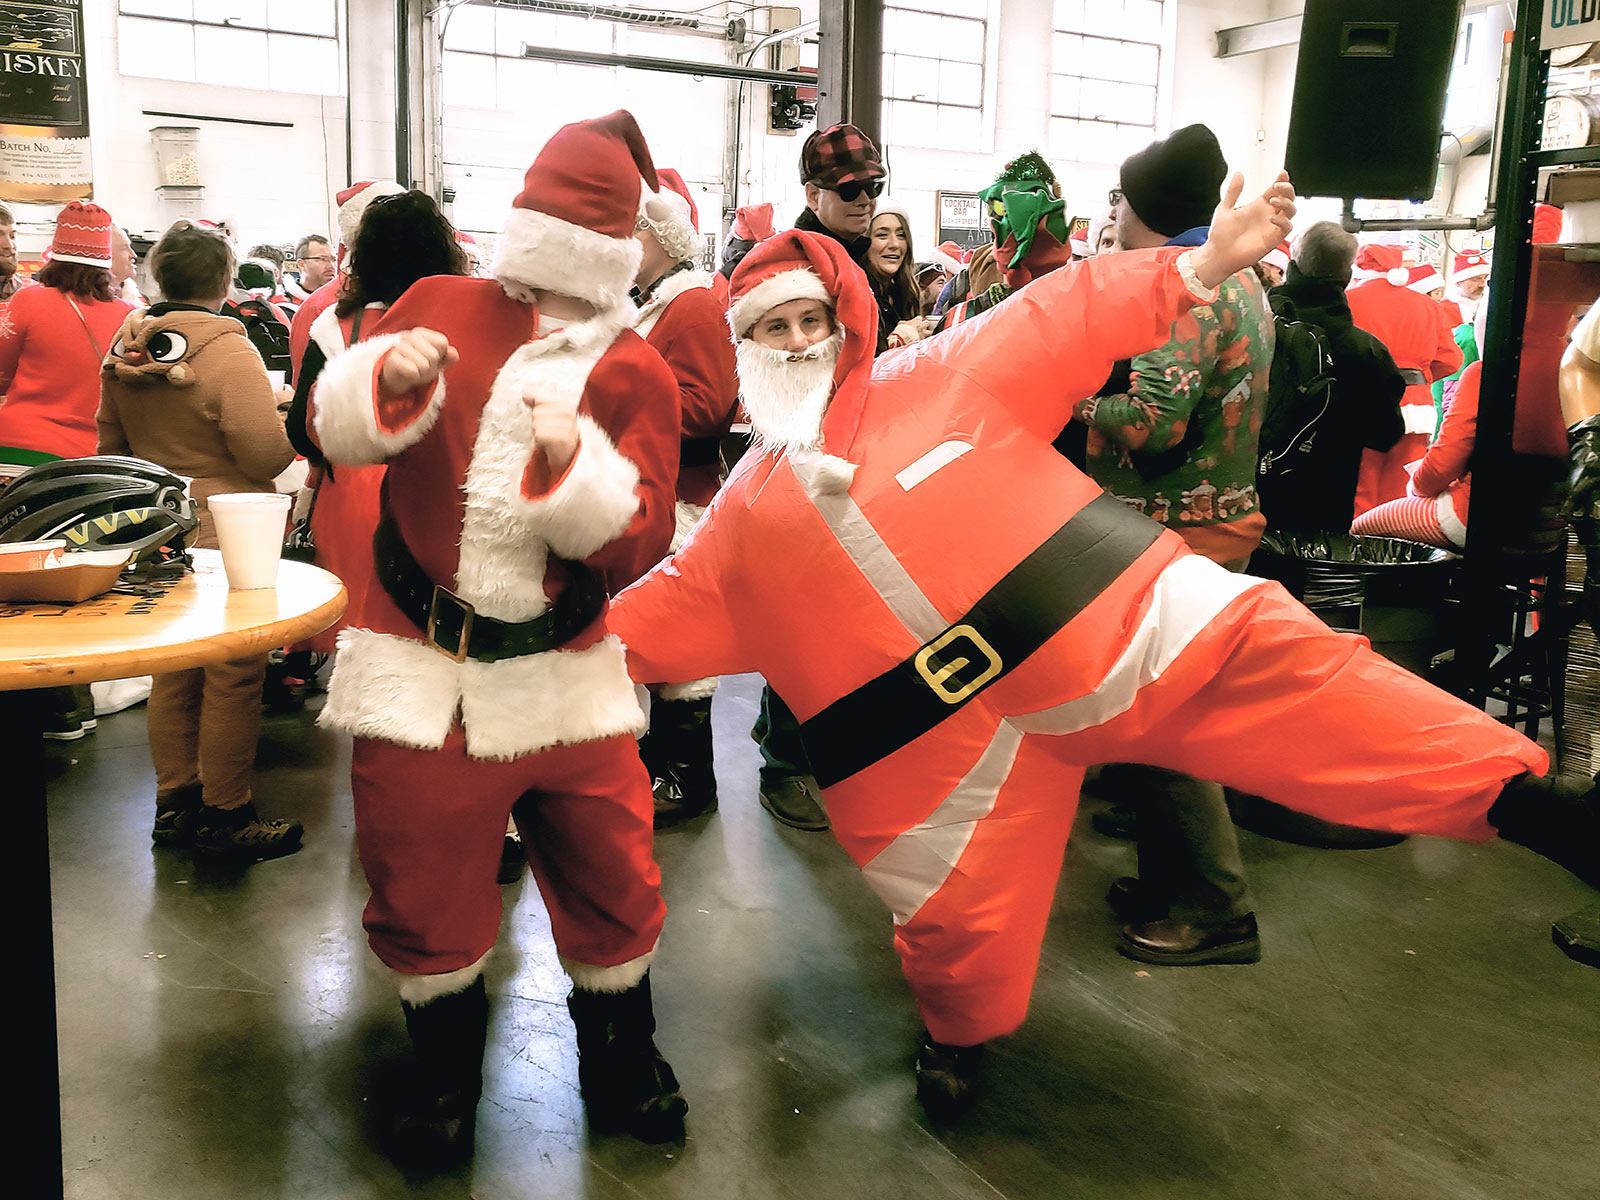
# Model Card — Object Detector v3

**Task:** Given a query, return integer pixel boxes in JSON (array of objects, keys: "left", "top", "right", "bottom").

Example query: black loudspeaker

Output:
[{"left": 1284, "top": 0, "right": 1464, "bottom": 200}]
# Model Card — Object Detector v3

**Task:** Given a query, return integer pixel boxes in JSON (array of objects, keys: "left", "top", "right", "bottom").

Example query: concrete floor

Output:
[{"left": 43, "top": 673, "right": 1600, "bottom": 1199}]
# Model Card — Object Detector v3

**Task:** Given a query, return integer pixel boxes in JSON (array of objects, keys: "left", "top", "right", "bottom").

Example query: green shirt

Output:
[{"left": 1078, "top": 268, "right": 1274, "bottom": 531}]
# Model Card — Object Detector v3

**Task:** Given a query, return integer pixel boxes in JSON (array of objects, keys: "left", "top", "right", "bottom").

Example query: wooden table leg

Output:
[{"left": 5, "top": 688, "right": 63, "bottom": 1197}]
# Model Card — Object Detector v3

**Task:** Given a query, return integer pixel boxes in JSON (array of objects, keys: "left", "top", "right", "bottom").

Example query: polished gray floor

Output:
[{"left": 47, "top": 673, "right": 1600, "bottom": 1199}]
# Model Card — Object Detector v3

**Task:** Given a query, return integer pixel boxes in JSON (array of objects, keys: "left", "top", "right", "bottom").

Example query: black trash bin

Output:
[{"left": 1230, "top": 533, "right": 1462, "bottom": 849}]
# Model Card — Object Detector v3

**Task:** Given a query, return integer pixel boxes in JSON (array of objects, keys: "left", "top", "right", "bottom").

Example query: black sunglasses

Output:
[
  {"left": 832, "top": 179, "right": 884, "bottom": 203},
  {"left": 1108, "top": 187, "right": 1124, "bottom": 208}
]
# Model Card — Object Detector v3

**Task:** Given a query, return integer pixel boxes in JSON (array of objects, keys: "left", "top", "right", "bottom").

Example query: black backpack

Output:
[
  {"left": 1256, "top": 313, "right": 1336, "bottom": 484},
  {"left": 222, "top": 297, "right": 292, "bottom": 374}
]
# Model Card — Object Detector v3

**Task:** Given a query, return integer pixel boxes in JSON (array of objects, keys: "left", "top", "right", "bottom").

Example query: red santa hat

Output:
[
  {"left": 1534, "top": 202, "right": 1564, "bottom": 245},
  {"left": 1262, "top": 239, "right": 1291, "bottom": 274},
  {"left": 732, "top": 203, "right": 776, "bottom": 243},
  {"left": 1352, "top": 242, "right": 1410, "bottom": 286},
  {"left": 1438, "top": 298, "right": 1464, "bottom": 327},
  {"left": 335, "top": 179, "right": 405, "bottom": 249},
  {"left": 1405, "top": 263, "right": 1445, "bottom": 294},
  {"left": 50, "top": 201, "right": 113, "bottom": 267},
  {"left": 493, "top": 109, "right": 658, "bottom": 310},
  {"left": 1453, "top": 248, "right": 1490, "bottom": 282},
  {"left": 639, "top": 166, "right": 700, "bottom": 262},
  {"left": 1069, "top": 227, "right": 1090, "bottom": 258},
  {"left": 931, "top": 240, "right": 969, "bottom": 273},
  {"left": 455, "top": 230, "right": 477, "bottom": 246},
  {"left": 728, "top": 229, "right": 876, "bottom": 409}
]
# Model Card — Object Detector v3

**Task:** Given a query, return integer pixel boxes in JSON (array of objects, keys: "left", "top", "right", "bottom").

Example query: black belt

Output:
[
  {"left": 1398, "top": 367, "right": 1429, "bottom": 387},
  {"left": 799, "top": 492, "right": 1166, "bottom": 788},
  {"left": 680, "top": 435, "right": 722, "bottom": 468},
  {"left": 373, "top": 508, "right": 607, "bottom": 663}
]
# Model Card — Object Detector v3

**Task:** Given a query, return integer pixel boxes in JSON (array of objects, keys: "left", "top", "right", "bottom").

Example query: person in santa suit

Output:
[
  {"left": 1345, "top": 243, "right": 1463, "bottom": 515},
  {"left": 631, "top": 168, "right": 740, "bottom": 827},
  {"left": 606, "top": 179, "right": 1599, "bottom": 1120},
  {"left": 309, "top": 111, "right": 687, "bottom": 1163},
  {"left": 287, "top": 179, "right": 405, "bottom": 381}
]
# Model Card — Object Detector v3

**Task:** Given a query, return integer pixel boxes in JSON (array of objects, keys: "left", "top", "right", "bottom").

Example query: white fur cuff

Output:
[
  {"left": 1175, "top": 250, "right": 1220, "bottom": 304},
  {"left": 312, "top": 331, "right": 447, "bottom": 465},
  {"left": 517, "top": 414, "right": 642, "bottom": 560},
  {"left": 563, "top": 948, "right": 655, "bottom": 993},
  {"left": 659, "top": 677, "right": 719, "bottom": 701},
  {"left": 395, "top": 951, "right": 491, "bottom": 1005}
]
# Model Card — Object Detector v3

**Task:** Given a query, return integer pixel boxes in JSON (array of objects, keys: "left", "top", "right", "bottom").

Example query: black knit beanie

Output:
[{"left": 1119, "top": 124, "right": 1228, "bottom": 238}]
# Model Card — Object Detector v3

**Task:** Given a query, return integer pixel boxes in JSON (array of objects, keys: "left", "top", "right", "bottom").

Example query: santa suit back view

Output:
[
  {"left": 607, "top": 217, "right": 1598, "bottom": 1120},
  {"left": 1345, "top": 243, "right": 1463, "bottom": 515},
  {"left": 310, "top": 111, "right": 688, "bottom": 1163}
]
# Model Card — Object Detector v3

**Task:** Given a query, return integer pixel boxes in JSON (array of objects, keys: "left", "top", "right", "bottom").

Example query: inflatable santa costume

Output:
[
  {"left": 632, "top": 167, "right": 740, "bottom": 826},
  {"left": 311, "top": 111, "right": 687, "bottom": 1160},
  {"left": 608, "top": 184, "right": 1597, "bottom": 1119}
]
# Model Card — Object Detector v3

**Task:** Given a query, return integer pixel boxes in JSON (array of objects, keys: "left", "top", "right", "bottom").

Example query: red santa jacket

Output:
[
  {"left": 310, "top": 275, "right": 679, "bottom": 760},
  {"left": 634, "top": 268, "right": 739, "bottom": 509},
  {"left": 1346, "top": 278, "right": 1462, "bottom": 435},
  {"left": 289, "top": 274, "right": 342, "bottom": 384},
  {"left": 1408, "top": 358, "right": 1478, "bottom": 539}
]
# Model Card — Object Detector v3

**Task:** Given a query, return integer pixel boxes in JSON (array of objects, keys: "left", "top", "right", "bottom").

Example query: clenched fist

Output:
[
  {"left": 526, "top": 391, "right": 581, "bottom": 474},
  {"left": 379, "top": 328, "right": 458, "bottom": 397}
]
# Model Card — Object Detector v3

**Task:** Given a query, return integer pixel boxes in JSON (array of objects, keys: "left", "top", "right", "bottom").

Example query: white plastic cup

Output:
[
  {"left": 208, "top": 493, "right": 291, "bottom": 589},
  {"left": 266, "top": 369, "right": 287, "bottom": 390}
]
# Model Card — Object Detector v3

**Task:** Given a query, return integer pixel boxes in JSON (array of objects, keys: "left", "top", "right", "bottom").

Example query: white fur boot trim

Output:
[
  {"left": 395, "top": 951, "right": 491, "bottom": 1006},
  {"left": 563, "top": 948, "right": 655, "bottom": 994}
]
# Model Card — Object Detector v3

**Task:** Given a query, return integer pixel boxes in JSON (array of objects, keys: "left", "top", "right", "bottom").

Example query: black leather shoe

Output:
[
  {"left": 1118, "top": 913, "right": 1262, "bottom": 966},
  {"left": 1091, "top": 804, "right": 1137, "bottom": 839},
  {"left": 760, "top": 774, "right": 829, "bottom": 831},
  {"left": 914, "top": 1032, "right": 985, "bottom": 1122},
  {"left": 653, "top": 765, "right": 718, "bottom": 829},
  {"left": 1106, "top": 876, "right": 1168, "bottom": 924}
]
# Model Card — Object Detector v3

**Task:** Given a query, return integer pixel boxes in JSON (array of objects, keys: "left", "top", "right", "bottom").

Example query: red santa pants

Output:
[
  {"left": 350, "top": 729, "right": 665, "bottom": 978},
  {"left": 824, "top": 580, "right": 1545, "bottom": 1048}
]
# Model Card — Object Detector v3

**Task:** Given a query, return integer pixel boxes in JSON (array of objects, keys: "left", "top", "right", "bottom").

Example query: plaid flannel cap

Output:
[{"left": 800, "top": 123, "right": 886, "bottom": 188}]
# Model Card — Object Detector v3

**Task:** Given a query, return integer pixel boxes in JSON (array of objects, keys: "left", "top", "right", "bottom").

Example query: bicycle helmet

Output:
[{"left": 0, "top": 456, "right": 198, "bottom": 567}]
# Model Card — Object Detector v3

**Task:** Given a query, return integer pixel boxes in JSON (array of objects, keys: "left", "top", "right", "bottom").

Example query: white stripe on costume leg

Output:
[
  {"left": 861, "top": 721, "right": 1025, "bottom": 925},
  {"left": 1009, "top": 555, "right": 1263, "bottom": 737}
]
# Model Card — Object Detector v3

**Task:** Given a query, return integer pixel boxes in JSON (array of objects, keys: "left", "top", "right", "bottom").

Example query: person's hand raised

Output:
[{"left": 1189, "top": 171, "right": 1296, "bottom": 290}]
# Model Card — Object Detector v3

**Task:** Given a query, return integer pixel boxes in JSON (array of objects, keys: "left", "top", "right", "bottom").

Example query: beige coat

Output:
[{"left": 97, "top": 307, "right": 294, "bottom": 547}]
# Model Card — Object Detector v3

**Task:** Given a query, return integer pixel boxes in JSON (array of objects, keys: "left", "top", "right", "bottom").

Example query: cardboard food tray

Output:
[{"left": 0, "top": 560, "right": 127, "bottom": 603}]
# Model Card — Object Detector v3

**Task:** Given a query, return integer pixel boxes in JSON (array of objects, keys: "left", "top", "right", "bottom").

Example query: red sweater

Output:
[{"left": 0, "top": 284, "right": 133, "bottom": 457}]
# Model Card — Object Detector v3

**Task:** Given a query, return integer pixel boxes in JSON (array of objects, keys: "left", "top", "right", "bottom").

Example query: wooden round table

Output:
[{"left": 6, "top": 550, "right": 346, "bottom": 1198}]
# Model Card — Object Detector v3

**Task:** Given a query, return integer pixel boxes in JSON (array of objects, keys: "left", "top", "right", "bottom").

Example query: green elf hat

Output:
[{"left": 979, "top": 150, "right": 1069, "bottom": 271}]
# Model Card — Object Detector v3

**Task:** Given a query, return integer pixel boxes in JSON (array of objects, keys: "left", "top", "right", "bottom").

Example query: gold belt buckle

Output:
[
  {"left": 425, "top": 585, "right": 475, "bottom": 663},
  {"left": 913, "top": 623, "right": 1002, "bottom": 705}
]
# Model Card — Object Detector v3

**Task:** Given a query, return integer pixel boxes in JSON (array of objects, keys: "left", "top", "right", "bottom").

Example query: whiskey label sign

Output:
[{"left": 0, "top": 0, "right": 91, "bottom": 200}]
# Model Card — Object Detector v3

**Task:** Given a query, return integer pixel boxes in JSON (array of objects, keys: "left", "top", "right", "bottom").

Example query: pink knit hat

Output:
[{"left": 51, "top": 201, "right": 113, "bottom": 268}]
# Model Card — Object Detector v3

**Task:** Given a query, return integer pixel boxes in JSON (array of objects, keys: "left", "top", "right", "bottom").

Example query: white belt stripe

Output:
[
  {"left": 1009, "top": 554, "right": 1262, "bottom": 736},
  {"left": 861, "top": 720, "right": 1025, "bottom": 924}
]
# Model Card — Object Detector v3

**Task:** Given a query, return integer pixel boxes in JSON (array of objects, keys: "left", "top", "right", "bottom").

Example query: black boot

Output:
[
  {"left": 566, "top": 972, "right": 688, "bottom": 1143},
  {"left": 1487, "top": 772, "right": 1600, "bottom": 889},
  {"left": 644, "top": 696, "right": 718, "bottom": 829},
  {"left": 394, "top": 975, "right": 489, "bottom": 1170},
  {"left": 914, "top": 1032, "right": 986, "bottom": 1122}
]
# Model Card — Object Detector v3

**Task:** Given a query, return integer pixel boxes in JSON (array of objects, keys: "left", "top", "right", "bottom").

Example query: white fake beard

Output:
[{"left": 735, "top": 330, "right": 843, "bottom": 457}]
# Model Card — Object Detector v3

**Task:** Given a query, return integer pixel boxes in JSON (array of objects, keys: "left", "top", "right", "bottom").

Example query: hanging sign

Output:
[
  {"left": 0, "top": 0, "right": 92, "bottom": 201},
  {"left": 1544, "top": 0, "right": 1600, "bottom": 52},
  {"left": 936, "top": 190, "right": 991, "bottom": 254}
]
